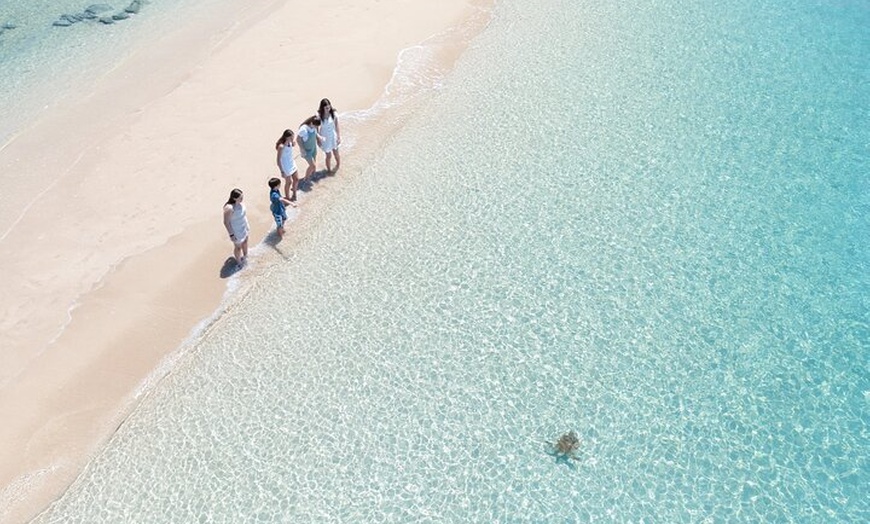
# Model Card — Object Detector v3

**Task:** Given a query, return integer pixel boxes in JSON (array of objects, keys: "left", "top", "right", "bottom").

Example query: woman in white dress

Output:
[
  {"left": 317, "top": 98, "right": 341, "bottom": 173},
  {"left": 222, "top": 188, "right": 249, "bottom": 267},
  {"left": 275, "top": 129, "right": 299, "bottom": 202}
]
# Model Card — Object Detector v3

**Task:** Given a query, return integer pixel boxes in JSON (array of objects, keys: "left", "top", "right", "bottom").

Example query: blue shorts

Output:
[{"left": 273, "top": 212, "right": 287, "bottom": 228}]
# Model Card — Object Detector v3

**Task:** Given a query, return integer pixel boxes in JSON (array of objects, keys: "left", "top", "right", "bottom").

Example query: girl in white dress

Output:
[
  {"left": 222, "top": 188, "right": 249, "bottom": 266},
  {"left": 275, "top": 129, "right": 299, "bottom": 202},
  {"left": 317, "top": 98, "right": 341, "bottom": 173}
]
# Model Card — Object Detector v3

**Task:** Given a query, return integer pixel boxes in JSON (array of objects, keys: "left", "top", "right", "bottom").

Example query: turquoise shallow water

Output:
[
  {"left": 0, "top": 0, "right": 229, "bottom": 144},
  {"left": 35, "top": 0, "right": 868, "bottom": 521}
]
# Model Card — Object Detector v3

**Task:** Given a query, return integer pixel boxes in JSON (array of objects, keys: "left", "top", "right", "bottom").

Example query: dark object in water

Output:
[
  {"left": 53, "top": 13, "right": 85, "bottom": 27},
  {"left": 52, "top": 2, "right": 144, "bottom": 29},
  {"left": 85, "top": 4, "right": 114, "bottom": 14},
  {"left": 546, "top": 430, "right": 581, "bottom": 461}
]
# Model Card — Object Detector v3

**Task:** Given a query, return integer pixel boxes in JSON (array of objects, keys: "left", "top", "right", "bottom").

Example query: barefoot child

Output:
[
  {"left": 317, "top": 98, "right": 341, "bottom": 173},
  {"left": 223, "top": 188, "right": 249, "bottom": 266},
  {"left": 297, "top": 115, "right": 322, "bottom": 181},
  {"left": 275, "top": 129, "right": 299, "bottom": 202},
  {"left": 269, "top": 177, "right": 294, "bottom": 237}
]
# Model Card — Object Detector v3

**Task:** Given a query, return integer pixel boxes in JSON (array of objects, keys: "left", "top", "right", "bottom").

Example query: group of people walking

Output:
[{"left": 222, "top": 98, "right": 341, "bottom": 267}]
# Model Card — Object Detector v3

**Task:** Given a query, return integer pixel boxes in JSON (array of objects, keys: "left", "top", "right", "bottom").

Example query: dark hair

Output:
[
  {"left": 268, "top": 177, "right": 281, "bottom": 189},
  {"left": 225, "top": 188, "right": 243, "bottom": 206},
  {"left": 318, "top": 98, "right": 336, "bottom": 120},
  {"left": 302, "top": 114, "right": 321, "bottom": 127},
  {"left": 275, "top": 129, "right": 294, "bottom": 149}
]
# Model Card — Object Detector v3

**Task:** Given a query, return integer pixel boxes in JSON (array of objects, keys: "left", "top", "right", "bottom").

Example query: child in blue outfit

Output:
[{"left": 269, "top": 177, "right": 294, "bottom": 237}]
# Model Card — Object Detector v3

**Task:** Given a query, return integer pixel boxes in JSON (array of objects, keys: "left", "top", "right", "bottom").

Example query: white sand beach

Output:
[{"left": 0, "top": 0, "right": 491, "bottom": 521}]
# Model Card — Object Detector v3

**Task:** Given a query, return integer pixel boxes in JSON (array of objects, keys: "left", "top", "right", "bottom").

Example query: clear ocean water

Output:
[
  {"left": 0, "top": 0, "right": 229, "bottom": 145},
  {"left": 33, "top": 0, "right": 868, "bottom": 521}
]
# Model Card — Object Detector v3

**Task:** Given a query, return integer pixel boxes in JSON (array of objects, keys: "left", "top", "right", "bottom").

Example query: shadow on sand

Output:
[
  {"left": 263, "top": 228, "right": 292, "bottom": 261},
  {"left": 297, "top": 168, "right": 334, "bottom": 194},
  {"left": 219, "top": 257, "right": 242, "bottom": 279}
]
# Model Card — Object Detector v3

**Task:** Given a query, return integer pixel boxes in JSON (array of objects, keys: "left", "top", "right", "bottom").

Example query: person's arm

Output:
[
  {"left": 223, "top": 205, "right": 235, "bottom": 240},
  {"left": 335, "top": 115, "right": 341, "bottom": 146},
  {"left": 296, "top": 130, "right": 305, "bottom": 151},
  {"left": 272, "top": 192, "right": 294, "bottom": 207}
]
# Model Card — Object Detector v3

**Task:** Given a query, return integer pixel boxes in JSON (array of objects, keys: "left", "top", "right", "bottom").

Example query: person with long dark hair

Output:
[
  {"left": 222, "top": 188, "right": 249, "bottom": 266},
  {"left": 297, "top": 115, "right": 322, "bottom": 181},
  {"left": 275, "top": 129, "right": 299, "bottom": 201},
  {"left": 317, "top": 98, "right": 341, "bottom": 172}
]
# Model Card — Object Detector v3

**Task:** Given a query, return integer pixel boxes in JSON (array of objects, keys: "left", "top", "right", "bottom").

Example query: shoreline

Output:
[{"left": 0, "top": 0, "right": 493, "bottom": 521}]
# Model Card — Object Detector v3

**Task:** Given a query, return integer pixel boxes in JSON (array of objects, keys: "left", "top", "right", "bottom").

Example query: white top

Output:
[
  {"left": 229, "top": 203, "right": 249, "bottom": 241},
  {"left": 298, "top": 124, "right": 316, "bottom": 144},
  {"left": 320, "top": 115, "right": 337, "bottom": 152},
  {"left": 278, "top": 143, "right": 297, "bottom": 176}
]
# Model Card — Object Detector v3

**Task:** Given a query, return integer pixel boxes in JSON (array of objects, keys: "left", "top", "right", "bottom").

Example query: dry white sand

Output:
[{"left": 0, "top": 0, "right": 491, "bottom": 521}]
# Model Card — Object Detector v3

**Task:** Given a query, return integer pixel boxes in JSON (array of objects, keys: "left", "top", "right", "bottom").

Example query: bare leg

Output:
[
  {"left": 333, "top": 148, "right": 341, "bottom": 172},
  {"left": 241, "top": 238, "right": 249, "bottom": 260},
  {"left": 305, "top": 157, "right": 316, "bottom": 179},
  {"left": 233, "top": 244, "right": 243, "bottom": 265},
  {"left": 290, "top": 172, "right": 299, "bottom": 202},
  {"left": 325, "top": 151, "right": 333, "bottom": 173},
  {"left": 283, "top": 176, "right": 292, "bottom": 200}
]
